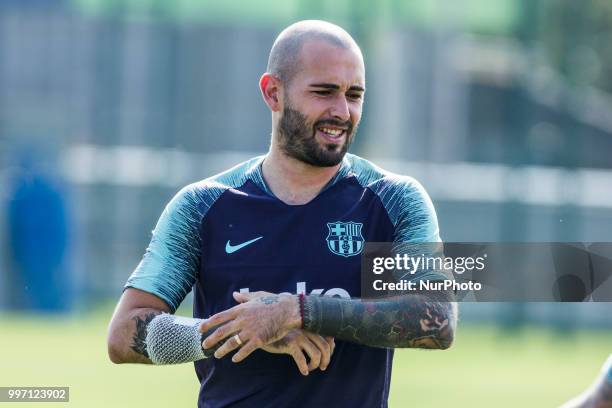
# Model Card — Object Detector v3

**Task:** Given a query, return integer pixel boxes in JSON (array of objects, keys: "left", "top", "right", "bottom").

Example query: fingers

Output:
[
  {"left": 303, "top": 332, "right": 330, "bottom": 371},
  {"left": 290, "top": 348, "right": 309, "bottom": 376},
  {"left": 214, "top": 332, "right": 243, "bottom": 359},
  {"left": 231, "top": 338, "right": 261, "bottom": 363},
  {"left": 202, "top": 321, "right": 237, "bottom": 350},
  {"left": 325, "top": 336, "right": 336, "bottom": 356},
  {"left": 300, "top": 337, "right": 322, "bottom": 372},
  {"left": 232, "top": 292, "right": 253, "bottom": 303},
  {"left": 199, "top": 308, "right": 238, "bottom": 335},
  {"left": 232, "top": 291, "right": 274, "bottom": 304}
]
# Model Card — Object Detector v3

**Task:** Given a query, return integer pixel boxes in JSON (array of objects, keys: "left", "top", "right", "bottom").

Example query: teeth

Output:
[{"left": 320, "top": 127, "right": 343, "bottom": 136}]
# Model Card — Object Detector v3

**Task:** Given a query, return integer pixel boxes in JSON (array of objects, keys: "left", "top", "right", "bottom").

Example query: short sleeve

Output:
[
  {"left": 125, "top": 184, "right": 205, "bottom": 312},
  {"left": 386, "top": 177, "right": 447, "bottom": 283},
  {"left": 392, "top": 178, "right": 440, "bottom": 244}
]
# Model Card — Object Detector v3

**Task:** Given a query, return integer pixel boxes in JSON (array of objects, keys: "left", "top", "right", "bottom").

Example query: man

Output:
[{"left": 108, "top": 20, "right": 456, "bottom": 407}]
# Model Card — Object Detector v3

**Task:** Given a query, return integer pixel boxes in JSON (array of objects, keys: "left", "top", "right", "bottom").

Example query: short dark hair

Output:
[{"left": 267, "top": 20, "right": 361, "bottom": 85}]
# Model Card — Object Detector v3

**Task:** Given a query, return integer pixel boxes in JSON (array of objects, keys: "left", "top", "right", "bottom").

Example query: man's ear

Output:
[{"left": 260, "top": 73, "right": 282, "bottom": 112}]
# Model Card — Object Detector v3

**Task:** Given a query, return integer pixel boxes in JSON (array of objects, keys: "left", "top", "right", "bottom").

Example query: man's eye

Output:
[
  {"left": 348, "top": 93, "right": 362, "bottom": 100},
  {"left": 314, "top": 90, "right": 331, "bottom": 96}
]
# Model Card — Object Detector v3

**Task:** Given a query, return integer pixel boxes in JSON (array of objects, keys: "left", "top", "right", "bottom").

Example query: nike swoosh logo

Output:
[{"left": 225, "top": 236, "right": 263, "bottom": 254}]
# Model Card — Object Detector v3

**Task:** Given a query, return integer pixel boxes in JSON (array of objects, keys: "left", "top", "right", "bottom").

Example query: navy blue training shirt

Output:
[{"left": 126, "top": 153, "right": 443, "bottom": 408}]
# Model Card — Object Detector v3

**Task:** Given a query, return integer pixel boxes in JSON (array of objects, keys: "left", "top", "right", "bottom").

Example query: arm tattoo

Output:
[
  {"left": 302, "top": 290, "right": 456, "bottom": 349},
  {"left": 130, "top": 312, "right": 159, "bottom": 358}
]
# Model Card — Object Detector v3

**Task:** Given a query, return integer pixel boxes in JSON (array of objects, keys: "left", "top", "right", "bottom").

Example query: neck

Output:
[{"left": 262, "top": 147, "right": 342, "bottom": 205}]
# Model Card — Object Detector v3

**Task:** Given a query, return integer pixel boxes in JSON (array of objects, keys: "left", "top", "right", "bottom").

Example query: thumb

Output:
[{"left": 233, "top": 291, "right": 253, "bottom": 303}]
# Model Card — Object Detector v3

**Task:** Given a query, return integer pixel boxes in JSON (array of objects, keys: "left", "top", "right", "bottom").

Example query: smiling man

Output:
[{"left": 108, "top": 20, "right": 456, "bottom": 408}]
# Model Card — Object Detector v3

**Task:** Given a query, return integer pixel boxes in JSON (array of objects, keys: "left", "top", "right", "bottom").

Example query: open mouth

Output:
[{"left": 316, "top": 126, "right": 346, "bottom": 143}]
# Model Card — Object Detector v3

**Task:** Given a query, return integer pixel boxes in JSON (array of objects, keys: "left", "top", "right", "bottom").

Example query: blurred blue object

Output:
[{"left": 7, "top": 153, "right": 71, "bottom": 312}]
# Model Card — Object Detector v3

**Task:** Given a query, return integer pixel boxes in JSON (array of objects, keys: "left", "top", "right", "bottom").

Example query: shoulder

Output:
[
  {"left": 167, "top": 156, "right": 264, "bottom": 215},
  {"left": 345, "top": 153, "right": 430, "bottom": 202},
  {"left": 345, "top": 154, "right": 439, "bottom": 241}
]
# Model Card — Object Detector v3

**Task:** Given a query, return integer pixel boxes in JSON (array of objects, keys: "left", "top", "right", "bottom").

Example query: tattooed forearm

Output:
[
  {"left": 130, "top": 312, "right": 159, "bottom": 358},
  {"left": 303, "top": 290, "right": 456, "bottom": 349}
]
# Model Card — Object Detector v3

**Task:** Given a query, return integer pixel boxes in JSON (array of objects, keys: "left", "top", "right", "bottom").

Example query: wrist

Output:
[
  {"left": 301, "top": 294, "right": 316, "bottom": 332},
  {"left": 282, "top": 294, "right": 302, "bottom": 330},
  {"left": 298, "top": 293, "right": 305, "bottom": 329}
]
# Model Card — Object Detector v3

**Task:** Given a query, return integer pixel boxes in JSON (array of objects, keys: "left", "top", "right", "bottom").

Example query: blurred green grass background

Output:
[{"left": 1, "top": 305, "right": 610, "bottom": 408}]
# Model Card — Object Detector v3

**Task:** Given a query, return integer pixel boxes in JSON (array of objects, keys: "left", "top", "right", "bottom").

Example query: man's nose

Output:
[{"left": 330, "top": 95, "right": 350, "bottom": 122}]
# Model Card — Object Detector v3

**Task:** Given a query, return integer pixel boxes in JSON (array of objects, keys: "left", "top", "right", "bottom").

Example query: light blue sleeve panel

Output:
[
  {"left": 124, "top": 156, "right": 264, "bottom": 312},
  {"left": 375, "top": 177, "right": 440, "bottom": 244},
  {"left": 125, "top": 183, "right": 221, "bottom": 312},
  {"left": 348, "top": 154, "right": 446, "bottom": 282}
]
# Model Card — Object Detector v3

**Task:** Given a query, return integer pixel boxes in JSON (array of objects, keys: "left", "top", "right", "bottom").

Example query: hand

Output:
[
  {"left": 263, "top": 329, "right": 335, "bottom": 376},
  {"left": 234, "top": 292, "right": 335, "bottom": 374},
  {"left": 199, "top": 291, "right": 302, "bottom": 364}
]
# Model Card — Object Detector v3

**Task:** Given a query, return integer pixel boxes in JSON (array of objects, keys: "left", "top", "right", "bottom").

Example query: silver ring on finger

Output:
[{"left": 233, "top": 333, "right": 243, "bottom": 346}]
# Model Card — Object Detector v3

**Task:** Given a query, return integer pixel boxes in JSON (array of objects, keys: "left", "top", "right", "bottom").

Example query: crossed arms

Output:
[
  {"left": 198, "top": 288, "right": 456, "bottom": 364},
  {"left": 107, "top": 284, "right": 457, "bottom": 373}
]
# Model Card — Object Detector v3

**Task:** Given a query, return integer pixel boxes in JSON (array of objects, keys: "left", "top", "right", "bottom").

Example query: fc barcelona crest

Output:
[{"left": 326, "top": 221, "right": 364, "bottom": 257}]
